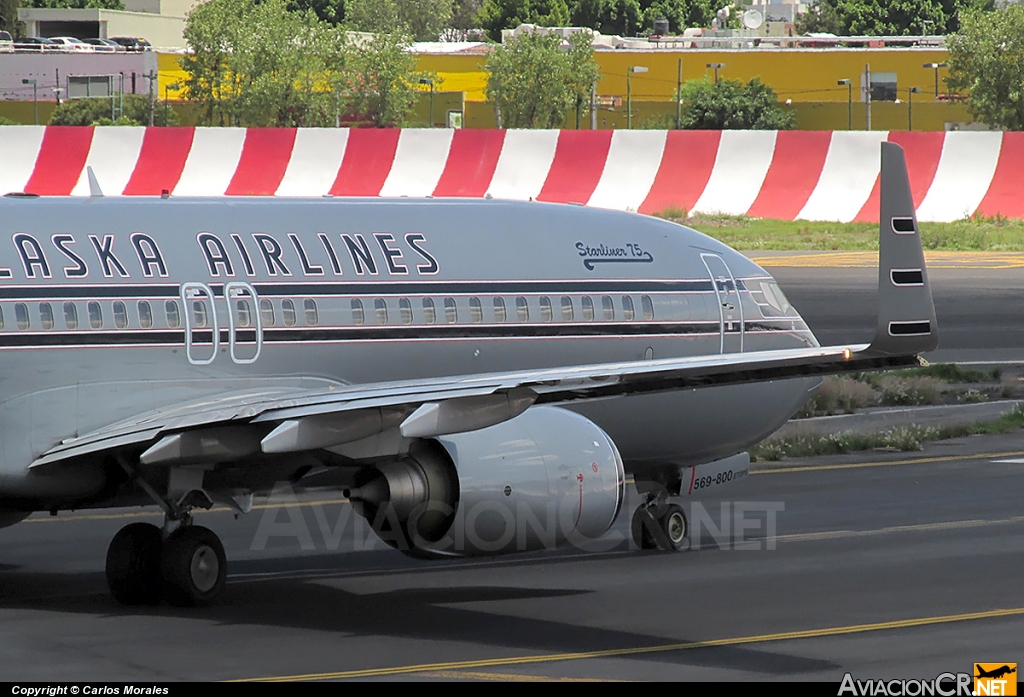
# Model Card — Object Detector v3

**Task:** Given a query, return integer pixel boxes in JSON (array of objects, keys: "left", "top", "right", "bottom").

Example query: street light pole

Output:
[
  {"left": 864, "top": 63, "right": 872, "bottom": 131},
  {"left": 22, "top": 79, "right": 37, "bottom": 125},
  {"left": 923, "top": 62, "right": 948, "bottom": 98},
  {"left": 418, "top": 78, "right": 434, "bottom": 127},
  {"left": 676, "top": 58, "right": 682, "bottom": 130},
  {"left": 706, "top": 62, "right": 725, "bottom": 83},
  {"left": 908, "top": 87, "right": 921, "bottom": 131},
  {"left": 627, "top": 65, "right": 647, "bottom": 130},
  {"left": 838, "top": 79, "right": 852, "bottom": 130}
]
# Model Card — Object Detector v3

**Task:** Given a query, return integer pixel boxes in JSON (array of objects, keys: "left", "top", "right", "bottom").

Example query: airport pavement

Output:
[{"left": 1, "top": 431, "right": 1021, "bottom": 682}]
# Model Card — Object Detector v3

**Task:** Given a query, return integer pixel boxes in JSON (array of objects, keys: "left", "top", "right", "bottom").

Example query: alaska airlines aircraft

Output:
[{"left": 0, "top": 142, "right": 935, "bottom": 607}]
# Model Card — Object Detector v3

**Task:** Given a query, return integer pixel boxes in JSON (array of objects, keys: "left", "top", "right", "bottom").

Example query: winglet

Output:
[
  {"left": 87, "top": 166, "right": 104, "bottom": 197},
  {"left": 867, "top": 142, "right": 938, "bottom": 356}
]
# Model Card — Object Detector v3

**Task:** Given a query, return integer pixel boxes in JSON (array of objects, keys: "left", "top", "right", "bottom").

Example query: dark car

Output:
[
  {"left": 16, "top": 37, "right": 56, "bottom": 51},
  {"left": 82, "top": 38, "right": 124, "bottom": 51},
  {"left": 108, "top": 36, "right": 151, "bottom": 51}
]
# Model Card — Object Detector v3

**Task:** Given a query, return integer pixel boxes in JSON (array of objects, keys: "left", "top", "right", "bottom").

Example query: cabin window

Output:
[
  {"left": 494, "top": 297, "right": 506, "bottom": 322},
  {"left": 261, "top": 299, "right": 276, "bottom": 327},
  {"left": 165, "top": 301, "right": 180, "bottom": 329},
  {"left": 516, "top": 296, "right": 529, "bottom": 322},
  {"left": 138, "top": 301, "right": 153, "bottom": 329},
  {"left": 15, "top": 303, "right": 29, "bottom": 330},
  {"left": 304, "top": 299, "right": 318, "bottom": 326},
  {"left": 351, "top": 299, "right": 364, "bottom": 325},
  {"left": 642, "top": 295, "right": 655, "bottom": 321},
  {"left": 64, "top": 302, "right": 79, "bottom": 330},
  {"left": 539, "top": 296, "right": 553, "bottom": 322},
  {"left": 560, "top": 296, "right": 574, "bottom": 322},
  {"left": 39, "top": 303, "right": 54, "bottom": 330},
  {"left": 374, "top": 298, "right": 388, "bottom": 325},
  {"left": 113, "top": 301, "right": 128, "bottom": 329},
  {"left": 443, "top": 297, "right": 457, "bottom": 324},
  {"left": 581, "top": 296, "right": 595, "bottom": 321},
  {"left": 282, "top": 299, "right": 297, "bottom": 327},
  {"left": 422, "top": 297, "right": 436, "bottom": 324},
  {"left": 601, "top": 296, "right": 614, "bottom": 321},
  {"left": 192, "top": 301, "right": 208, "bottom": 329},
  {"left": 234, "top": 300, "right": 251, "bottom": 328},
  {"left": 399, "top": 298, "right": 413, "bottom": 325},
  {"left": 88, "top": 301, "right": 103, "bottom": 329},
  {"left": 622, "top": 295, "right": 635, "bottom": 321},
  {"left": 469, "top": 297, "right": 483, "bottom": 323}
]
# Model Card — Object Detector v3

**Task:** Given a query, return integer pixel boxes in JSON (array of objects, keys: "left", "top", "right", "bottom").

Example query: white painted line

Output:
[
  {"left": 692, "top": 130, "right": 777, "bottom": 216},
  {"left": 486, "top": 129, "right": 560, "bottom": 201},
  {"left": 172, "top": 127, "right": 247, "bottom": 196},
  {"left": 0, "top": 125, "right": 46, "bottom": 195},
  {"left": 379, "top": 129, "right": 455, "bottom": 197},
  {"left": 992, "top": 459, "right": 1024, "bottom": 464},
  {"left": 798, "top": 131, "right": 890, "bottom": 222},
  {"left": 916, "top": 132, "right": 1003, "bottom": 223},
  {"left": 70, "top": 126, "right": 146, "bottom": 196},
  {"left": 276, "top": 128, "right": 350, "bottom": 197},
  {"left": 587, "top": 130, "right": 667, "bottom": 212}
]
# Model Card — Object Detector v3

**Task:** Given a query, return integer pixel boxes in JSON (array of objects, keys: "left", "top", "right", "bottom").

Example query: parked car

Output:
[
  {"left": 0, "top": 31, "right": 14, "bottom": 53},
  {"left": 82, "top": 38, "right": 122, "bottom": 52},
  {"left": 48, "top": 36, "right": 95, "bottom": 52},
  {"left": 15, "top": 37, "right": 56, "bottom": 51},
  {"left": 109, "top": 36, "right": 151, "bottom": 51}
]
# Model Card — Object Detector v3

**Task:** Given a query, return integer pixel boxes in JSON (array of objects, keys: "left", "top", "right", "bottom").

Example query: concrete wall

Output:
[{"left": 0, "top": 52, "right": 159, "bottom": 100}]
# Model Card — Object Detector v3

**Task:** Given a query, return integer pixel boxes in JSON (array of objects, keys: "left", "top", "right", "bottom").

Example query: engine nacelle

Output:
[{"left": 348, "top": 406, "right": 625, "bottom": 556}]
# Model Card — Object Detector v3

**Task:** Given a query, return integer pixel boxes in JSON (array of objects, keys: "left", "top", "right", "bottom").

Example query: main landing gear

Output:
[
  {"left": 106, "top": 460, "right": 228, "bottom": 607},
  {"left": 106, "top": 519, "right": 227, "bottom": 607},
  {"left": 631, "top": 499, "right": 688, "bottom": 551}
]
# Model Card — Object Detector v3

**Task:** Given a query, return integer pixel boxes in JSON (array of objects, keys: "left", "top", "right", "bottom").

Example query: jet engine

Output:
[{"left": 347, "top": 406, "right": 625, "bottom": 556}]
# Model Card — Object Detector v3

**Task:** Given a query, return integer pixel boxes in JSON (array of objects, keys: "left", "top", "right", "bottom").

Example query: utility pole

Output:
[
  {"left": 864, "top": 63, "right": 872, "bottom": 131},
  {"left": 148, "top": 70, "right": 155, "bottom": 126},
  {"left": 676, "top": 58, "right": 682, "bottom": 130},
  {"left": 590, "top": 80, "right": 596, "bottom": 130}
]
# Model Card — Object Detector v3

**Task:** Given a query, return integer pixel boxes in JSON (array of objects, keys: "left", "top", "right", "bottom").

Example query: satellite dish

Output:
[{"left": 743, "top": 9, "right": 764, "bottom": 30}]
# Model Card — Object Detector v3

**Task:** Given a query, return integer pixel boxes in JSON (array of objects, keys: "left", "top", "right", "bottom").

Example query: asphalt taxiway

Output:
[{"left": 1, "top": 431, "right": 1021, "bottom": 682}]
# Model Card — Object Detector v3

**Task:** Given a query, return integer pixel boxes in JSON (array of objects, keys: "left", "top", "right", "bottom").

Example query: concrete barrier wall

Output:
[{"left": 1, "top": 126, "right": 1021, "bottom": 223}]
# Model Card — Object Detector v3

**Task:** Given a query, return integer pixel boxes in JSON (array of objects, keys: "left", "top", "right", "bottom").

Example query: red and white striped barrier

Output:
[{"left": 1, "top": 126, "right": 1022, "bottom": 222}]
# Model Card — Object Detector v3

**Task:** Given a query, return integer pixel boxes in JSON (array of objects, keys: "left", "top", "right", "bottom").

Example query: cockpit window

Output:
[{"left": 752, "top": 280, "right": 792, "bottom": 318}]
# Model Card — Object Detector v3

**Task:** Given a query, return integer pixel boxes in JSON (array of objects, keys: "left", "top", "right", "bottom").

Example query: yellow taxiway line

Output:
[
  {"left": 749, "top": 251, "right": 1024, "bottom": 269},
  {"left": 233, "top": 606, "right": 1024, "bottom": 682}
]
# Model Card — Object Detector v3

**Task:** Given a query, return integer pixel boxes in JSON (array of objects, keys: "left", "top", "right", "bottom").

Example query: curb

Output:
[{"left": 774, "top": 400, "right": 1021, "bottom": 438}]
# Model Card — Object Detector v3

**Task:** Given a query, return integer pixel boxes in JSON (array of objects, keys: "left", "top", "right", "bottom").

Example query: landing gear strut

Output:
[{"left": 631, "top": 500, "right": 688, "bottom": 551}]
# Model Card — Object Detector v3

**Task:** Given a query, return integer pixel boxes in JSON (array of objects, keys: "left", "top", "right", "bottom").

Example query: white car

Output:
[
  {"left": 0, "top": 31, "right": 14, "bottom": 53},
  {"left": 48, "top": 37, "right": 95, "bottom": 52}
]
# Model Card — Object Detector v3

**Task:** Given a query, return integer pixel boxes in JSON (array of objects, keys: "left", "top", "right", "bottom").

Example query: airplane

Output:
[
  {"left": 976, "top": 666, "right": 1017, "bottom": 680},
  {"left": 0, "top": 141, "right": 936, "bottom": 607}
]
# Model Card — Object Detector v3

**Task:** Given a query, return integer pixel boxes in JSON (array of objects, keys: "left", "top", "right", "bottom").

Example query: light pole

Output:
[
  {"left": 164, "top": 82, "right": 180, "bottom": 126},
  {"left": 676, "top": 57, "right": 682, "bottom": 130},
  {"left": 908, "top": 86, "right": 922, "bottom": 131},
  {"left": 837, "top": 78, "right": 852, "bottom": 130},
  {"left": 864, "top": 63, "right": 872, "bottom": 131},
  {"left": 22, "top": 79, "right": 38, "bottom": 125},
  {"left": 923, "top": 62, "right": 948, "bottom": 98},
  {"left": 706, "top": 62, "right": 725, "bottom": 83},
  {"left": 419, "top": 77, "right": 434, "bottom": 127},
  {"left": 626, "top": 65, "right": 647, "bottom": 130}
]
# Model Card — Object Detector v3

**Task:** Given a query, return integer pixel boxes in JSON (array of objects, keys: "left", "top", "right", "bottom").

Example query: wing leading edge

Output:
[{"left": 30, "top": 142, "right": 936, "bottom": 471}]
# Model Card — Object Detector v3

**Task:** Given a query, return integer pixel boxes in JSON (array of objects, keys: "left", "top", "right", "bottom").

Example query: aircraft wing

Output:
[{"left": 30, "top": 142, "right": 936, "bottom": 470}]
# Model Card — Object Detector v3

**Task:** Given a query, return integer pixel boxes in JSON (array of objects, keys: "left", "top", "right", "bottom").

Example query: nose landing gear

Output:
[{"left": 631, "top": 500, "right": 688, "bottom": 551}]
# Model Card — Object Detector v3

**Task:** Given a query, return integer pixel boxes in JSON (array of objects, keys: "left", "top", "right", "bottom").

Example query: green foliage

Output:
[
  {"left": 477, "top": 0, "right": 571, "bottom": 41},
  {"left": 24, "top": 0, "right": 123, "bottom": 8},
  {"left": 346, "top": 0, "right": 453, "bottom": 41},
  {"left": 288, "top": 0, "right": 345, "bottom": 25},
  {"left": 1, "top": 0, "right": 24, "bottom": 37},
  {"left": 675, "top": 76, "right": 794, "bottom": 130},
  {"left": 795, "top": 0, "right": 994, "bottom": 37},
  {"left": 0, "top": 115, "right": 19, "bottom": 125},
  {"left": 484, "top": 28, "right": 599, "bottom": 128},
  {"left": 947, "top": 4, "right": 1024, "bottom": 130},
  {"left": 49, "top": 95, "right": 178, "bottom": 126},
  {"left": 571, "top": 0, "right": 642, "bottom": 36},
  {"left": 183, "top": 0, "right": 427, "bottom": 127}
]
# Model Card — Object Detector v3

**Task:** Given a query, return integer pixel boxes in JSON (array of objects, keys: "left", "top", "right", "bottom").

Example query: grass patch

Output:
[
  {"left": 753, "top": 404, "right": 1024, "bottom": 461},
  {"left": 652, "top": 211, "right": 1024, "bottom": 251},
  {"left": 886, "top": 364, "right": 1000, "bottom": 383}
]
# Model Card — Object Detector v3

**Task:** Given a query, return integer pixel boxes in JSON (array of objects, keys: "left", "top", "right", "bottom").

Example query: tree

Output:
[
  {"left": 49, "top": 95, "right": 179, "bottom": 126},
  {"left": 477, "top": 0, "right": 571, "bottom": 41},
  {"left": 947, "top": 4, "right": 1024, "bottom": 130},
  {"left": 23, "top": 0, "right": 123, "bottom": 8},
  {"left": 345, "top": 0, "right": 454, "bottom": 41},
  {"left": 1, "top": 0, "right": 23, "bottom": 37},
  {"left": 672, "top": 76, "right": 794, "bottom": 130},
  {"left": 485, "top": 28, "right": 598, "bottom": 128},
  {"left": 288, "top": 0, "right": 345, "bottom": 26},
  {"left": 338, "top": 31, "right": 429, "bottom": 127},
  {"left": 795, "top": 0, "right": 994, "bottom": 36}
]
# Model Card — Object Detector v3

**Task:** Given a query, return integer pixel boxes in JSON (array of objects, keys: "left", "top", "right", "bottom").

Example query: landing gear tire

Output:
[
  {"left": 106, "top": 522, "right": 163, "bottom": 606},
  {"left": 631, "top": 504, "right": 688, "bottom": 552},
  {"left": 160, "top": 525, "right": 226, "bottom": 607},
  {"left": 660, "top": 504, "right": 688, "bottom": 550}
]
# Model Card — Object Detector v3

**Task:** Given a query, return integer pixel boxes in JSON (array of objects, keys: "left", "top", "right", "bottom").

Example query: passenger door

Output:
[{"left": 700, "top": 253, "right": 744, "bottom": 354}]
